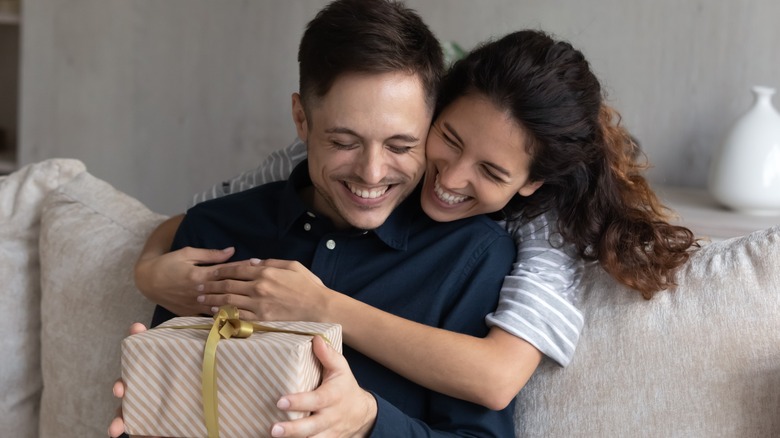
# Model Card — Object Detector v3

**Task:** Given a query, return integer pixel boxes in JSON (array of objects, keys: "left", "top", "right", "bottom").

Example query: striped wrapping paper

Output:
[{"left": 121, "top": 317, "right": 342, "bottom": 438}]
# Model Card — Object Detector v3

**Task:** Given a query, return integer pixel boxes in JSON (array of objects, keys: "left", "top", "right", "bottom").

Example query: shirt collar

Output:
[{"left": 277, "top": 160, "right": 419, "bottom": 251}]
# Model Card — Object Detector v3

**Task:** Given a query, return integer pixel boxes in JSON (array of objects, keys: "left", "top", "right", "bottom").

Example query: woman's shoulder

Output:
[{"left": 501, "top": 210, "right": 560, "bottom": 242}]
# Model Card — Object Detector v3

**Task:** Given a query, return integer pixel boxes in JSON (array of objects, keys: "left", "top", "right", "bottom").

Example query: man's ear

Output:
[
  {"left": 291, "top": 93, "right": 309, "bottom": 142},
  {"left": 518, "top": 180, "right": 543, "bottom": 197}
]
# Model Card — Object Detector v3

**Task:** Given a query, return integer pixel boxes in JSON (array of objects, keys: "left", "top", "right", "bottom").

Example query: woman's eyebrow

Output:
[
  {"left": 484, "top": 162, "right": 512, "bottom": 178},
  {"left": 442, "top": 122, "right": 464, "bottom": 144}
]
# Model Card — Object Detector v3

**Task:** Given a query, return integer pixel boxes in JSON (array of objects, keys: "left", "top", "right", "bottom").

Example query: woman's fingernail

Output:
[
  {"left": 197, "top": 295, "right": 205, "bottom": 303},
  {"left": 196, "top": 284, "right": 204, "bottom": 292},
  {"left": 222, "top": 247, "right": 234, "bottom": 253},
  {"left": 277, "top": 397, "right": 291, "bottom": 409},
  {"left": 211, "top": 306, "right": 219, "bottom": 314},
  {"left": 271, "top": 425, "right": 285, "bottom": 437},
  {"left": 250, "top": 258, "right": 262, "bottom": 265}
]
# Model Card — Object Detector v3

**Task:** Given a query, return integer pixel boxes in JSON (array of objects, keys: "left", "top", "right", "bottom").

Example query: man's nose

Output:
[{"left": 354, "top": 146, "right": 387, "bottom": 185}]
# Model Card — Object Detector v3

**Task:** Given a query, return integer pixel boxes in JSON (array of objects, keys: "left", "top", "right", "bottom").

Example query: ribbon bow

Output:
[
  {"left": 166, "top": 305, "right": 328, "bottom": 438},
  {"left": 201, "top": 306, "right": 251, "bottom": 438}
]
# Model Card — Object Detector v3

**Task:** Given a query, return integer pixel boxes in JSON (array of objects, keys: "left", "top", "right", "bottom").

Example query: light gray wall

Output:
[{"left": 20, "top": 0, "right": 780, "bottom": 214}]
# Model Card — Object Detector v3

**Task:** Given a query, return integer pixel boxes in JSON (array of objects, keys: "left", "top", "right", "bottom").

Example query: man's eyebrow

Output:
[
  {"left": 387, "top": 134, "right": 421, "bottom": 143},
  {"left": 325, "top": 127, "right": 360, "bottom": 136},
  {"left": 324, "top": 127, "right": 420, "bottom": 143}
]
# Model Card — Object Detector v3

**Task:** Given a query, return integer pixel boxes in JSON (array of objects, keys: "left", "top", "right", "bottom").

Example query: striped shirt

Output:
[{"left": 191, "top": 138, "right": 585, "bottom": 366}]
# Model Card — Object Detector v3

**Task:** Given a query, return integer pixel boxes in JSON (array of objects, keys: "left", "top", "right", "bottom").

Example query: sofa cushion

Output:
[
  {"left": 515, "top": 225, "right": 780, "bottom": 437},
  {"left": 0, "top": 159, "right": 86, "bottom": 438},
  {"left": 38, "top": 171, "right": 165, "bottom": 437}
]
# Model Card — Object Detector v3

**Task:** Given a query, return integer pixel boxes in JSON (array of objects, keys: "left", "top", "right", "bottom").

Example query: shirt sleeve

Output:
[
  {"left": 485, "top": 211, "right": 586, "bottom": 367},
  {"left": 189, "top": 138, "right": 307, "bottom": 207}
]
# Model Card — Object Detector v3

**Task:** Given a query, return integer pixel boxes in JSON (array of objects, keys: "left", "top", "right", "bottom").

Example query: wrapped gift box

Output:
[{"left": 121, "top": 315, "right": 342, "bottom": 438}]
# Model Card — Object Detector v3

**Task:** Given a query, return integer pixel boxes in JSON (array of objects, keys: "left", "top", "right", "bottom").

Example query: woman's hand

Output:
[
  {"left": 196, "top": 259, "right": 334, "bottom": 322},
  {"left": 270, "top": 336, "right": 377, "bottom": 438},
  {"left": 135, "top": 214, "right": 242, "bottom": 316},
  {"left": 135, "top": 245, "right": 238, "bottom": 316}
]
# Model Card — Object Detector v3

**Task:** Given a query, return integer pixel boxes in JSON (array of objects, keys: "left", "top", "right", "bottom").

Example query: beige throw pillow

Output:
[
  {"left": 0, "top": 159, "right": 86, "bottom": 438},
  {"left": 38, "top": 171, "right": 165, "bottom": 437}
]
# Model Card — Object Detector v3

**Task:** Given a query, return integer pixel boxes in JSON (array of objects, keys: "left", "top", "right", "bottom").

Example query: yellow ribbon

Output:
[{"left": 163, "top": 305, "right": 329, "bottom": 438}]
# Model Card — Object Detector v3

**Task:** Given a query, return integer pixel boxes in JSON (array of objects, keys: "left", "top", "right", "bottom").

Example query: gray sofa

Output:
[{"left": 2, "top": 158, "right": 779, "bottom": 437}]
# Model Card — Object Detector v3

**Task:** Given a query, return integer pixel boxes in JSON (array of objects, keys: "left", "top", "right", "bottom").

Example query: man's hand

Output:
[
  {"left": 108, "top": 323, "right": 161, "bottom": 438},
  {"left": 270, "top": 336, "right": 377, "bottom": 438},
  {"left": 134, "top": 245, "right": 236, "bottom": 316},
  {"left": 196, "top": 259, "right": 334, "bottom": 322}
]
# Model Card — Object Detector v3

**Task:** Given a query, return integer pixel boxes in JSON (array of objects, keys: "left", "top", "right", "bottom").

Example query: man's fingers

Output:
[
  {"left": 107, "top": 406, "right": 124, "bottom": 437},
  {"left": 275, "top": 338, "right": 342, "bottom": 413},
  {"left": 271, "top": 415, "right": 329, "bottom": 438},
  {"left": 276, "top": 389, "right": 330, "bottom": 415},
  {"left": 129, "top": 323, "right": 147, "bottom": 336},
  {"left": 112, "top": 379, "right": 125, "bottom": 399},
  {"left": 312, "top": 335, "right": 346, "bottom": 375}
]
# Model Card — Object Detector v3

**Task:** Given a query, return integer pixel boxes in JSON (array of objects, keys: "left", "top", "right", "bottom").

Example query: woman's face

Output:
[{"left": 420, "top": 93, "right": 543, "bottom": 222}]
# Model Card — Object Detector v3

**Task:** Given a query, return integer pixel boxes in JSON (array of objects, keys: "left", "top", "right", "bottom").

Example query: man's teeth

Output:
[
  {"left": 348, "top": 183, "right": 389, "bottom": 199},
  {"left": 434, "top": 177, "right": 468, "bottom": 205}
]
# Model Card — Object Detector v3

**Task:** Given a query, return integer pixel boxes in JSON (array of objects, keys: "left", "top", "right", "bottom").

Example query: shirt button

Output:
[
  {"left": 303, "top": 223, "right": 312, "bottom": 231},
  {"left": 325, "top": 239, "right": 336, "bottom": 250}
]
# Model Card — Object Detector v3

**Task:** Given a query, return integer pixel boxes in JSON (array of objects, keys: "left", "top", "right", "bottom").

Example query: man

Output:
[{"left": 113, "top": 0, "right": 516, "bottom": 436}]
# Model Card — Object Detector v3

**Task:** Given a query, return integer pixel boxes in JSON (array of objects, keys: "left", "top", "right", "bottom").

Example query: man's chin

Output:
[
  {"left": 342, "top": 208, "right": 395, "bottom": 230},
  {"left": 345, "top": 217, "right": 389, "bottom": 231}
]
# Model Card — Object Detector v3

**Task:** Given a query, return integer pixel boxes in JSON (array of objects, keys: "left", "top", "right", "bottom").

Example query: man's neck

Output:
[{"left": 298, "top": 185, "right": 351, "bottom": 230}]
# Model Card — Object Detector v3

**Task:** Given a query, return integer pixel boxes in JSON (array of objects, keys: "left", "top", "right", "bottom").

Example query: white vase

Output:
[{"left": 708, "top": 86, "right": 780, "bottom": 215}]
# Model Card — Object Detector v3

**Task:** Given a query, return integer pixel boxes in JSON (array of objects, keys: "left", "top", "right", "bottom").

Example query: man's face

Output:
[{"left": 292, "top": 71, "right": 431, "bottom": 230}]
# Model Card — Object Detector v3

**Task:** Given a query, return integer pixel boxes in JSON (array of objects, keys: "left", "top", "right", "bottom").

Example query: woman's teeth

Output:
[
  {"left": 434, "top": 176, "right": 467, "bottom": 205},
  {"left": 348, "top": 183, "right": 389, "bottom": 199}
]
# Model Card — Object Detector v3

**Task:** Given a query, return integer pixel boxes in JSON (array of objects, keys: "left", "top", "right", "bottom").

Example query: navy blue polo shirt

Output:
[{"left": 152, "top": 161, "right": 516, "bottom": 437}]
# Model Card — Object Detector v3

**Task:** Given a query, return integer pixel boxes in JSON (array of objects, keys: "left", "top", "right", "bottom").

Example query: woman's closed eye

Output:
[
  {"left": 481, "top": 163, "right": 512, "bottom": 185},
  {"left": 434, "top": 125, "right": 462, "bottom": 150}
]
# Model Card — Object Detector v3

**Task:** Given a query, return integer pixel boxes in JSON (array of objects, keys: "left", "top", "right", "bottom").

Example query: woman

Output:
[{"left": 125, "top": 29, "right": 696, "bottom": 429}]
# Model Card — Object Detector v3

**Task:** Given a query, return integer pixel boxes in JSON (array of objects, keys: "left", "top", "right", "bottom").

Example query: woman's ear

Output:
[
  {"left": 291, "top": 93, "right": 309, "bottom": 142},
  {"left": 518, "top": 180, "right": 543, "bottom": 197}
]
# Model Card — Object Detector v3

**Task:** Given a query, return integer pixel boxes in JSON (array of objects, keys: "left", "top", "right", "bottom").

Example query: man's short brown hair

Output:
[{"left": 298, "top": 0, "right": 443, "bottom": 113}]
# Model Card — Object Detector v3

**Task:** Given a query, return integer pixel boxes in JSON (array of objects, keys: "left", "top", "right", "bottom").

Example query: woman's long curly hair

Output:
[{"left": 436, "top": 30, "right": 698, "bottom": 298}]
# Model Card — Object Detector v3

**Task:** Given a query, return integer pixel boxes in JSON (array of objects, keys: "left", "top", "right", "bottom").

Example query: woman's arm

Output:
[
  {"left": 196, "top": 214, "right": 584, "bottom": 409},
  {"left": 199, "top": 259, "right": 543, "bottom": 410},
  {"left": 329, "top": 293, "right": 543, "bottom": 410}
]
